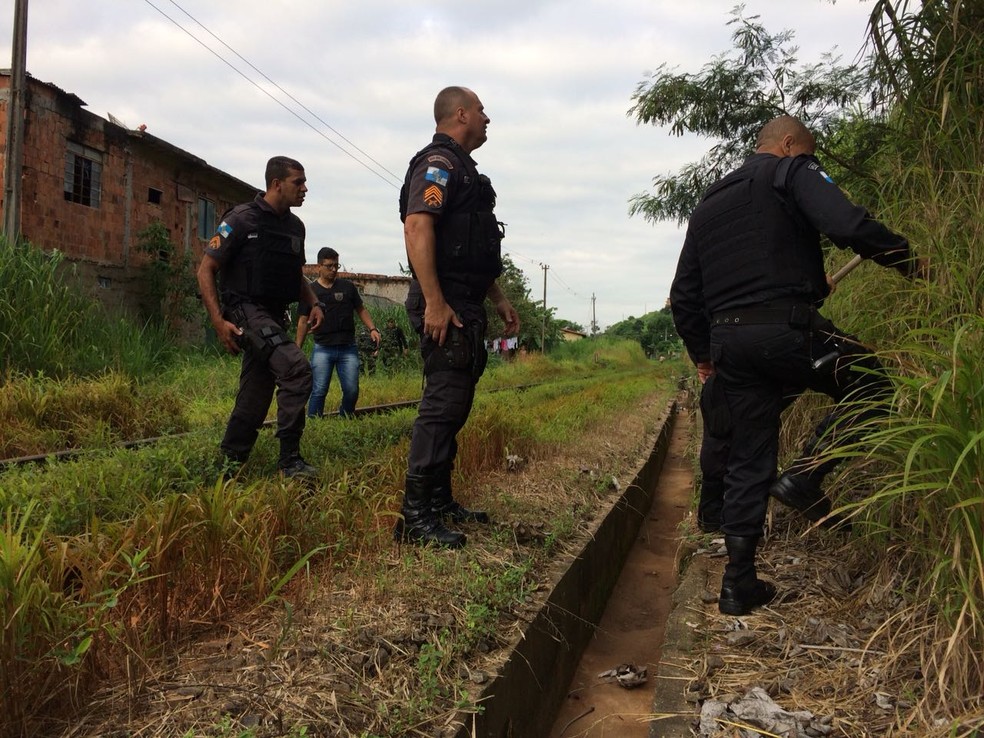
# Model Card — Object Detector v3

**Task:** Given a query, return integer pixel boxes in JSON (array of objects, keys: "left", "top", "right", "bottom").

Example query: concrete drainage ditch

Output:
[{"left": 452, "top": 400, "right": 681, "bottom": 738}]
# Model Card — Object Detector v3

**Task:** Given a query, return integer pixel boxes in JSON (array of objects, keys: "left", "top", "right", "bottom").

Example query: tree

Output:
[
  {"left": 135, "top": 220, "right": 199, "bottom": 334},
  {"left": 555, "top": 318, "right": 585, "bottom": 334},
  {"left": 488, "top": 255, "right": 565, "bottom": 352},
  {"left": 628, "top": 7, "right": 873, "bottom": 226},
  {"left": 606, "top": 307, "right": 680, "bottom": 357}
]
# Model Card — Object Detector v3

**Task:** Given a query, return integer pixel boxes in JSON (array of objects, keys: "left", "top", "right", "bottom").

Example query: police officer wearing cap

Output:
[
  {"left": 395, "top": 86, "right": 520, "bottom": 548},
  {"left": 671, "top": 116, "right": 923, "bottom": 615},
  {"left": 197, "top": 156, "right": 324, "bottom": 479}
]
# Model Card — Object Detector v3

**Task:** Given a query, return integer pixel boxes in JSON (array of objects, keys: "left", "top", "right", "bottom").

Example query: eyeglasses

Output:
[{"left": 320, "top": 263, "right": 340, "bottom": 270}]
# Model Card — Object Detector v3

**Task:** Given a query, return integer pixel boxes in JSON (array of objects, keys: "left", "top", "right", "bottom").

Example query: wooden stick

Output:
[{"left": 830, "top": 254, "right": 864, "bottom": 284}]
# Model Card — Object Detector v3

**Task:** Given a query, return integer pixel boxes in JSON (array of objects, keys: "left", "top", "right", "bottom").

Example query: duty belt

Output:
[{"left": 711, "top": 303, "right": 815, "bottom": 329}]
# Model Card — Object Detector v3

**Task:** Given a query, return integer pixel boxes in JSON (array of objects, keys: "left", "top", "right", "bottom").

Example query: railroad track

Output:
[{"left": 0, "top": 383, "right": 542, "bottom": 470}]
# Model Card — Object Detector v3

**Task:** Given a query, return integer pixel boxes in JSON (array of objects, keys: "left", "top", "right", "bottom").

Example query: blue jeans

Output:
[{"left": 308, "top": 343, "right": 361, "bottom": 417}]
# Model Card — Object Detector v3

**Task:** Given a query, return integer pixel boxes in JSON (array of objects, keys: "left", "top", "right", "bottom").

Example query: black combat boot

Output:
[
  {"left": 769, "top": 473, "right": 849, "bottom": 530},
  {"left": 718, "top": 535, "right": 777, "bottom": 615},
  {"left": 431, "top": 465, "right": 490, "bottom": 525},
  {"left": 278, "top": 439, "right": 318, "bottom": 479},
  {"left": 394, "top": 473, "right": 466, "bottom": 548}
]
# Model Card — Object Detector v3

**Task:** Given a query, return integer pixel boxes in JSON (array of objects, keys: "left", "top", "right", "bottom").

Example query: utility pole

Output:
[
  {"left": 540, "top": 262, "right": 548, "bottom": 353},
  {"left": 591, "top": 293, "right": 597, "bottom": 334},
  {"left": 3, "top": 0, "right": 29, "bottom": 242}
]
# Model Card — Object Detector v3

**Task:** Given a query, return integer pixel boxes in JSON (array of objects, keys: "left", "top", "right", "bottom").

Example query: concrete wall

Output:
[{"left": 301, "top": 267, "right": 412, "bottom": 309}]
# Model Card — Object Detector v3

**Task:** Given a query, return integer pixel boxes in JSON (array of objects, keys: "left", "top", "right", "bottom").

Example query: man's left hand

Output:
[{"left": 496, "top": 299, "right": 520, "bottom": 336}]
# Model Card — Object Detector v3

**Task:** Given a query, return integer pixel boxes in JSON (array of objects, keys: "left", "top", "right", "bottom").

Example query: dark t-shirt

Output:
[{"left": 299, "top": 278, "right": 363, "bottom": 346}]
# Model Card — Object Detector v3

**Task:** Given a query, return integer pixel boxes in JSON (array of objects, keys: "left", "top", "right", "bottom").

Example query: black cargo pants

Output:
[
  {"left": 709, "top": 311, "right": 890, "bottom": 536},
  {"left": 220, "top": 302, "right": 312, "bottom": 463},
  {"left": 405, "top": 287, "right": 489, "bottom": 476}
]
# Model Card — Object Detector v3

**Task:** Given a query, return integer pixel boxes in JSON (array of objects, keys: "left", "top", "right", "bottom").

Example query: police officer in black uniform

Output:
[
  {"left": 671, "top": 116, "right": 923, "bottom": 615},
  {"left": 197, "top": 156, "right": 325, "bottom": 479},
  {"left": 395, "top": 86, "right": 520, "bottom": 548}
]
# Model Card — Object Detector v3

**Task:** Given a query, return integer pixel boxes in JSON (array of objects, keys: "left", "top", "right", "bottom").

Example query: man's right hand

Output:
[
  {"left": 696, "top": 360, "right": 715, "bottom": 384},
  {"left": 423, "top": 298, "right": 463, "bottom": 346},
  {"left": 215, "top": 319, "right": 244, "bottom": 355}
]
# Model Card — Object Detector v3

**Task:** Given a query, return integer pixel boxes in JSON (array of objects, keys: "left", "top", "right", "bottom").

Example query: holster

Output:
[
  {"left": 225, "top": 304, "right": 289, "bottom": 364},
  {"left": 423, "top": 322, "right": 488, "bottom": 382}
]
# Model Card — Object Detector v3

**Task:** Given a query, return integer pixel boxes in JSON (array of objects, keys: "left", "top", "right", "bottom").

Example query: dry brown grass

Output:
[
  {"left": 38, "top": 389, "right": 673, "bottom": 737},
  {"left": 686, "top": 506, "right": 984, "bottom": 737}
]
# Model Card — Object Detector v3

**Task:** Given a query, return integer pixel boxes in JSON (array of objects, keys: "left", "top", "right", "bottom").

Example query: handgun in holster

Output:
[
  {"left": 811, "top": 338, "right": 847, "bottom": 373},
  {"left": 225, "top": 305, "right": 285, "bottom": 363},
  {"left": 423, "top": 322, "right": 487, "bottom": 381}
]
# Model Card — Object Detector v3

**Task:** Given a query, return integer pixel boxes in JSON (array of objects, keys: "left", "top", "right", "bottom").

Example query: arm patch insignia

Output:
[
  {"left": 425, "top": 167, "right": 449, "bottom": 187},
  {"left": 423, "top": 185, "right": 444, "bottom": 208}
]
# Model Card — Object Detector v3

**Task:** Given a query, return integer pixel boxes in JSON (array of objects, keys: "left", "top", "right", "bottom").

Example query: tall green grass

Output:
[
  {"left": 776, "top": 0, "right": 984, "bottom": 723},
  {"left": 0, "top": 237, "right": 178, "bottom": 380}
]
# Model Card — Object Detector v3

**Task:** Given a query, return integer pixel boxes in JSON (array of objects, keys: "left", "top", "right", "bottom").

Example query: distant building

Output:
[
  {"left": 302, "top": 266, "right": 411, "bottom": 309},
  {"left": 560, "top": 327, "right": 587, "bottom": 342},
  {"left": 0, "top": 70, "right": 256, "bottom": 316}
]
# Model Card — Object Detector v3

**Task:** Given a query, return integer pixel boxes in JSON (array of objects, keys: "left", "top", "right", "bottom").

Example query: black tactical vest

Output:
[
  {"left": 690, "top": 154, "right": 827, "bottom": 313},
  {"left": 399, "top": 138, "right": 503, "bottom": 287},
  {"left": 219, "top": 201, "right": 304, "bottom": 307}
]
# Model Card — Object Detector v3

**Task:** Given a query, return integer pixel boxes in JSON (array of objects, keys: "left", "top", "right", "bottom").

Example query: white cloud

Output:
[{"left": 3, "top": 0, "right": 874, "bottom": 329}]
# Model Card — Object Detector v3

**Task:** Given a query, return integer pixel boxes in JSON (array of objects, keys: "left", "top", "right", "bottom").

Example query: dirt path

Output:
[{"left": 548, "top": 406, "right": 695, "bottom": 738}]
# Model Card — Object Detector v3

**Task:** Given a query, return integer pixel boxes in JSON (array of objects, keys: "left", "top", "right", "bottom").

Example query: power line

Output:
[
  {"left": 140, "top": 0, "right": 402, "bottom": 189},
  {"left": 507, "top": 250, "right": 589, "bottom": 299},
  {"left": 548, "top": 269, "right": 589, "bottom": 300},
  {"left": 163, "top": 0, "right": 404, "bottom": 186}
]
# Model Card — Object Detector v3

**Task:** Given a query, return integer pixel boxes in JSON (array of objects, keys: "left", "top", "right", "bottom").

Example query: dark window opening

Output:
[
  {"left": 148, "top": 187, "right": 163, "bottom": 205},
  {"left": 197, "top": 197, "right": 216, "bottom": 240},
  {"left": 63, "top": 142, "right": 103, "bottom": 208}
]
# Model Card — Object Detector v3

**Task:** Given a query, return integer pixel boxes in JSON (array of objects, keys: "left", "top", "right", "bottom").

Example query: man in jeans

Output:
[{"left": 296, "top": 247, "right": 380, "bottom": 417}]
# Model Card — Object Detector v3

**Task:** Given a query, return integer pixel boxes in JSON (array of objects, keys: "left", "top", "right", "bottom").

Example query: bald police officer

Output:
[
  {"left": 198, "top": 156, "right": 324, "bottom": 479},
  {"left": 395, "top": 86, "right": 520, "bottom": 548},
  {"left": 671, "top": 116, "right": 922, "bottom": 614}
]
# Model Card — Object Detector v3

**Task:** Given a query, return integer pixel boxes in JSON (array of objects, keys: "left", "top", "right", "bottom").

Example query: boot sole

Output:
[{"left": 393, "top": 524, "right": 466, "bottom": 549}]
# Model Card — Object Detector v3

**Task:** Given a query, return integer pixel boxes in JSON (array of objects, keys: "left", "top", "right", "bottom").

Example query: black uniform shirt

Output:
[
  {"left": 402, "top": 133, "right": 501, "bottom": 298},
  {"left": 298, "top": 278, "right": 363, "bottom": 347},
  {"left": 671, "top": 153, "right": 912, "bottom": 364},
  {"left": 780, "top": 154, "right": 912, "bottom": 273},
  {"left": 205, "top": 194, "right": 306, "bottom": 309}
]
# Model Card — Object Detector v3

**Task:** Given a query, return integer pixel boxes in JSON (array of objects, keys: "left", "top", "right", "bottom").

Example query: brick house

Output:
[{"left": 0, "top": 70, "right": 257, "bottom": 316}]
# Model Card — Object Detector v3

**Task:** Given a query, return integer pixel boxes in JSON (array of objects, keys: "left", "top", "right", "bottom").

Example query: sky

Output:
[{"left": 2, "top": 0, "right": 876, "bottom": 331}]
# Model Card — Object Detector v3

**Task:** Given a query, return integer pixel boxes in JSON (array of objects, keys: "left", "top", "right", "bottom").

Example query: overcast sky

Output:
[{"left": 2, "top": 0, "right": 875, "bottom": 330}]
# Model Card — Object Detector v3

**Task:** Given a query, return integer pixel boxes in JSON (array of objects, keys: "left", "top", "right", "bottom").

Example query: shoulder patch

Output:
[
  {"left": 208, "top": 235, "right": 221, "bottom": 250},
  {"left": 807, "top": 162, "right": 834, "bottom": 183},
  {"left": 427, "top": 154, "right": 453, "bottom": 169},
  {"left": 423, "top": 185, "right": 444, "bottom": 208},
  {"left": 218, "top": 221, "right": 233, "bottom": 238},
  {"left": 425, "top": 167, "right": 449, "bottom": 187}
]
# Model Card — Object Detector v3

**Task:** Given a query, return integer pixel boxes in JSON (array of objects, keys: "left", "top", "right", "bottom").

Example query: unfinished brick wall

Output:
[{"left": 2, "top": 73, "right": 256, "bottom": 329}]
